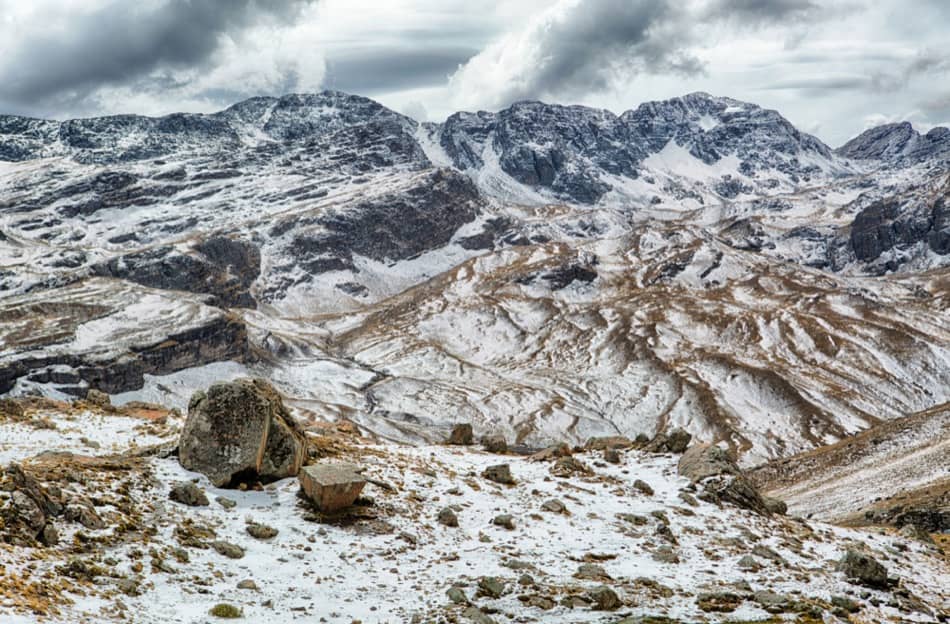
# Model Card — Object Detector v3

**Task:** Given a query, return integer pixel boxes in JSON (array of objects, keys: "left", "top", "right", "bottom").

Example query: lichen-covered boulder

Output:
[{"left": 179, "top": 379, "right": 306, "bottom": 487}]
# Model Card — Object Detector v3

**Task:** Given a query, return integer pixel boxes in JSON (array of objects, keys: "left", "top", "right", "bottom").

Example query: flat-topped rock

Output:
[{"left": 298, "top": 463, "right": 366, "bottom": 513}]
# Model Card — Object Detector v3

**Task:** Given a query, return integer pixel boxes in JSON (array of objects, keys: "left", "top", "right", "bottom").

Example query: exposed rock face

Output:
[
  {"left": 178, "top": 379, "right": 307, "bottom": 487},
  {"left": 678, "top": 444, "right": 769, "bottom": 514},
  {"left": 0, "top": 463, "right": 62, "bottom": 546},
  {"left": 298, "top": 463, "right": 366, "bottom": 513},
  {"left": 838, "top": 121, "right": 950, "bottom": 163},
  {"left": 93, "top": 236, "right": 261, "bottom": 308}
]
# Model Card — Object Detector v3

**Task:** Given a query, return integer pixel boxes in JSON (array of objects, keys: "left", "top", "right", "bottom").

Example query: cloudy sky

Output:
[{"left": 0, "top": 0, "right": 948, "bottom": 146}]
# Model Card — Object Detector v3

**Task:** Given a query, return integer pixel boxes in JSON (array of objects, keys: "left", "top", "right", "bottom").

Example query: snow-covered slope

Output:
[{"left": 1, "top": 91, "right": 949, "bottom": 465}]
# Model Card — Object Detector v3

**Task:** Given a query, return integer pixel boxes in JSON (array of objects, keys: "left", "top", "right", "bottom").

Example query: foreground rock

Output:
[
  {"left": 836, "top": 549, "right": 891, "bottom": 589},
  {"left": 678, "top": 444, "right": 771, "bottom": 514},
  {"left": 298, "top": 463, "right": 366, "bottom": 513},
  {"left": 178, "top": 379, "right": 307, "bottom": 487}
]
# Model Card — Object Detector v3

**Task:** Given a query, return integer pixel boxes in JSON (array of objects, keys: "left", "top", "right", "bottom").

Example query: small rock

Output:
[
  {"left": 85, "top": 389, "right": 111, "bottom": 408},
  {"left": 169, "top": 482, "right": 210, "bottom": 507},
  {"left": 209, "top": 603, "right": 242, "bottom": 618},
  {"left": 462, "top": 606, "right": 496, "bottom": 624},
  {"left": 527, "top": 443, "right": 571, "bottom": 462},
  {"left": 482, "top": 463, "right": 515, "bottom": 485},
  {"left": 574, "top": 563, "right": 611, "bottom": 581},
  {"left": 446, "top": 586, "right": 469, "bottom": 605},
  {"left": 633, "top": 479, "right": 654, "bottom": 496},
  {"left": 763, "top": 496, "right": 788, "bottom": 515},
  {"left": 40, "top": 522, "right": 59, "bottom": 546},
  {"left": 541, "top": 499, "right": 566, "bottom": 514},
  {"left": 448, "top": 424, "right": 474, "bottom": 445},
  {"left": 216, "top": 496, "right": 237, "bottom": 509},
  {"left": 246, "top": 521, "right": 278, "bottom": 540},
  {"left": 666, "top": 428, "right": 692, "bottom": 453},
  {"left": 481, "top": 435, "right": 508, "bottom": 454},
  {"left": 899, "top": 523, "right": 935, "bottom": 545},
  {"left": 237, "top": 579, "right": 259, "bottom": 590},
  {"left": 588, "top": 585, "right": 621, "bottom": 610},
  {"left": 603, "top": 448, "right": 621, "bottom": 464},
  {"left": 476, "top": 576, "right": 506, "bottom": 599},
  {"left": 437, "top": 507, "right": 459, "bottom": 527},
  {"left": 493, "top": 514, "right": 515, "bottom": 530},
  {"left": 696, "top": 591, "right": 743, "bottom": 613},
  {"left": 550, "top": 456, "right": 591, "bottom": 477},
  {"left": 831, "top": 595, "right": 861, "bottom": 613},
  {"left": 737, "top": 555, "right": 761, "bottom": 571},
  {"left": 64, "top": 503, "right": 105, "bottom": 530},
  {"left": 584, "top": 436, "right": 633, "bottom": 451},
  {"left": 212, "top": 540, "right": 245, "bottom": 559}
]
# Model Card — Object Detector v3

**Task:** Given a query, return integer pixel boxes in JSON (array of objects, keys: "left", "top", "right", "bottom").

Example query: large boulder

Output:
[
  {"left": 678, "top": 444, "right": 769, "bottom": 514},
  {"left": 836, "top": 549, "right": 890, "bottom": 589},
  {"left": 179, "top": 379, "right": 307, "bottom": 487}
]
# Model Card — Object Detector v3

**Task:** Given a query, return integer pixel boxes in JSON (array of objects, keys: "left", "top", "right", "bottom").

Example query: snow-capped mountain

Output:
[{"left": 1, "top": 91, "right": 949, "bottom": 465}]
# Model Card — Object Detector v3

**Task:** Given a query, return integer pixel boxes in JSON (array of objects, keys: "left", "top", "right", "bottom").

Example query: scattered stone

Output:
[
  {"left": 574, "top": 563, "right": 611, "bottom": 581},
  {"left": 525, "top": 595, "right": 556, "bottom": 609},
  {"left": 169, "top": 482, "right": 209, "bottom": 507},
  {"left": 696, "top": 591, "right": 743, "bottom": 612},
  {"left": 246, "top": 521, "right": 278, "bottom": 540},
  {"left": 476, "top": 576, "right": 506, "bottom": 599},
  {"left": 737, "top": 555, "right": 761, "bottom": 571},
  {"left": 209, "top": 603, "right": 242, "bottom": 618},
  {"left": 527, "top": 443, "right": 571, "bottom": 462},
  {"left": 753, "top": 590, "right": 790, "bottom": 613},
  {"left": 763, "top": 496, "right": 788, "bottom": 515},
  {"left": 40, "top": 522, "right": 59, "bottom": 546},
  {"left": 212, "top": 540, "right": 245, "bottom": 559},
  {"left": 550, "top": 456, "right": 591, "bottom": 478},
  {"left": 482, "top": 463, "right": 515, "bottom": 485},
  {"left": 481, "top": 435, "right": 508, "bottom": 454},
  {"left": 179, "top": 379, "right": 307, "bottom": 487},
  {"left": 831, "top": 595, "right": 861, "bottom": 614},
  {"left": 446, "top": 586, "right": 469, "bottom": 605},
  {"left": 216, "top": 496, "right": 237, "bottom": 509},
  {"left": 438, "top": 507, "right": 459, "bottom": 527},
  {"left": 237, "top": 579, "right": 259, "bottom": 590},
  {"left": 899, "top": 523, "right": 936, "bottom": 545},
  {"left": 618, "top": 513, "right": 649, "bottom": 526},
  {"left": 493, "top": 514, "right": 515, "bottom": 530},
  {"left": 651, "top": 546, "right": 679, "bottom": 564},
  {"left": 751, "top": 544, "right": 786, "bottom": 565},
  {"left": 836, "top": 549, "right": 890, "bottom": 589},
  {"left": 541, "top": 499, "right": 567, "bottom": 514},
  {"left": 666, "top": 428, "right": 692, "bottom": 453},
  {"left": 298, "top": 463, "right": 366, "bottom": 513},
  {"left": 584, "top": 436, "right": 633, "bottom": 451},
  {"left": 462, "top": 606, "right": 496, "bottom": 624},
  {"left": 678, "top": 491, "right": 698, "bottom": 506},
  {"left": 603, "top": 448, "right": 621, "bottom": 464},
  {"left": 85, "top": 389, "right": 111, "bottom": 408},
  {"left": 588, "top": 585, "right": 621, "bottom": 610},
  {"left": 64, "top": 502, "right": 105, "bottom": 530},
  {"left": 633, "top": 479, "right": 654, "bottom": 496},
  {"left": 448, "top": 424, "right": 474, "bottom": 445}
]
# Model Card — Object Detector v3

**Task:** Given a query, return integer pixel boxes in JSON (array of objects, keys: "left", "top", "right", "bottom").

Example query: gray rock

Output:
[
  {"left": 763, "top": 496, "right": 788, "bottom": 515},
  {"left": 588, "top": 585, "right": 621, "bottom": 610},
  {"left": 678, "top": 444, "right": 769, "bottom": 514},
  {"left": 633, "top": 479, "right": 654, "bottom": 496},
  {"left": 476, "top": 576, "right": 506, "bottom": 599},
  {"left": 437, "top": 507, "right": 459, "bottom": 527},
  {"left": 541, "top": 499, "right": 567, "bottom": 514},
  {"left": 237, "top": 579, "right": 258, "bottom": 590},
  {"left": 64, "top": 502, "right": 105, "bottom": 530},
  {"left": 211, "top": 540, "right": 245, "bottom": 559},
  {"left": 492, "top": 514, "right": 515, "bottom": 530},
  {"left": 298, "top": 463, "right": 366, "bottom": 513},
  {"left": 446, "top": 586, "right": 469, "bottom": 605},
  {"left": 85, "top": 389, "right": 111, "bottom": 407},
  {"left": 462, "top": 606, "right": 496, "bottom": 624},
  {"left": 448, "top": 423, "right": 474, "bottom": 445},
  {"left": 666, "top": 428, "right": 692, "bottom": 453},
  {"left": 179, "top": 379, "right": 306, "bottom": 487},
  {"left": 246, "top": 521, "right": 278, "bottom": 540},
  {"left": 574, "top": 563, "right": 611, "bottom": 581},
  {"left": 482, "top": 463, "right": 514, "bottom": 485},
  {"left": 836, "top": 549, "right": 890, "bottom": 589},
  {"left": 481, "top": 434, "right": 508, "bottom": 454},
  {"left": 169, "top": 482, "right": 209, "bottom": 507}
]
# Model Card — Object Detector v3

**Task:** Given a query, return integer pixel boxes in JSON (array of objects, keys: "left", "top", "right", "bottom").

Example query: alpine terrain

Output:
[{"left": 0, "top": 91, "right": 947, "bottom": 623}]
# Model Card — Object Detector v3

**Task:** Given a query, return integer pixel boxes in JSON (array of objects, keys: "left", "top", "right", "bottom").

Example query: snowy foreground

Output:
[{"left": 0, "top": 401, "right": 947, "bottom": 624}]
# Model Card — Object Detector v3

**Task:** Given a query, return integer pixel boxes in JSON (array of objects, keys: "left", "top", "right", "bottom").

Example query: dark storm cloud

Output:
[
  {"left": 0, "top": 0, "right": 314, "bottom": 107},
  {"left": 323, "top": 47, "right": 478, "bottom": 94},
  {"left": 705, "top": 0, "right": 821, "bottom": 23}
]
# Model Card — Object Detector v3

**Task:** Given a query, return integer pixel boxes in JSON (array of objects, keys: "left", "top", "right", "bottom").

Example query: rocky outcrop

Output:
[
  {"left": 678, "top": 444, "right": 771, "bottom": 515},
  {"left": 836, "top": 549, "right": 891, "bottom": 589},
  {"left": 837, "top": 121, "right": 950, "bottom": 163},
  {"left": 93, "top": 236, "right": 261, "bottom": 308},
  {"left": 179, "top": 379, "right": 307, "bottom": 487}
]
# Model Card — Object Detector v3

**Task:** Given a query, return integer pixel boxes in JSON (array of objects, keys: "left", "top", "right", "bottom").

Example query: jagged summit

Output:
[{"left": 838, "top": 120, "right": 950, "bottom": 163}]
